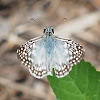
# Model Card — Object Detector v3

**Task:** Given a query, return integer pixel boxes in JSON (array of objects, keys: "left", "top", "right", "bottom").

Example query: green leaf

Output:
[{"left": 47, "top": 59, "right": 100, "bottom": 100}]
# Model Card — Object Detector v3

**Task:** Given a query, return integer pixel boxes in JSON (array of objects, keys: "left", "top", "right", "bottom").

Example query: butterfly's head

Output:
[{"left": 44, "top": 26, "right": 54, "bottom": 36}]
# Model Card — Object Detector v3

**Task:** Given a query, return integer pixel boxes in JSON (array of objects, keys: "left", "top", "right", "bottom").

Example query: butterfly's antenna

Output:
[
  {"left": 30, "top": 18, "right": 42, "bottom": 27},
  {"left": 53, "top": 18, "right": 67, "bottom": 28}
]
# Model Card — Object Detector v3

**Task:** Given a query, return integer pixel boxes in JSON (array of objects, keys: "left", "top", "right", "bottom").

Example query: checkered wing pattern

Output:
[
  {"left": 17, "top": 36, "right": 49, "bottom": 79},
  {"left": 54, "top": 36, "right": 85, "bottom": 78}
]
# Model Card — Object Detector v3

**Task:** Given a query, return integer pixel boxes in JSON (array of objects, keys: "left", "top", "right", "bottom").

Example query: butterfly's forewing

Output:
[
  {"left": 17, "top": 36, "right": 50, "bottom": 79},
  {"left": 53, "top": 36, "right": 85, "bottom": 78}
]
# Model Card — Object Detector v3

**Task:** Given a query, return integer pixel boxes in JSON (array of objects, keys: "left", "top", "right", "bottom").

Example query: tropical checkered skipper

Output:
[{"left": 17, "top": 26, "right": 85, "bottom": 79}]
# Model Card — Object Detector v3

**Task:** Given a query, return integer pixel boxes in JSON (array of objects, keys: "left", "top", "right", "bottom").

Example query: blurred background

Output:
[{"left": 0, "top": 0, "right": 100, "bottom": 100}]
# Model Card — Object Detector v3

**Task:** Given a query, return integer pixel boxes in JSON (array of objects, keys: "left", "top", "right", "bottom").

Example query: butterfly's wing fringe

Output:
[{"left": 29, "top": 68, "right": 53, "bottom": 79}]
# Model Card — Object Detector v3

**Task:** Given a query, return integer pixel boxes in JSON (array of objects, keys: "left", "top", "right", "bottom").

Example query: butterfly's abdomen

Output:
[{"left": 45, "top": 36, "right": 54, "bottom": 54}]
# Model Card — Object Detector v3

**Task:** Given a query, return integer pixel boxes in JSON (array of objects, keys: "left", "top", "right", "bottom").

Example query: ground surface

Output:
[{"left": 0, "top": 0, "right": 100, "bottom": 100}]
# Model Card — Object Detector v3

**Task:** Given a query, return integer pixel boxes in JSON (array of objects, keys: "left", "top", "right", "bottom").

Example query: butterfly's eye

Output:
[
  {"left": 52, "top": 29, "right": 54, "bottom": 34},
  {"left": 44, "top": 29, "right": 46, "bottom": 33}
]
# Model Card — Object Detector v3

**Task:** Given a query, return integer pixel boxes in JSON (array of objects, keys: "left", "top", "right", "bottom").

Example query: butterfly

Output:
[{"left": 17, "top": 26, "right": 85, "bottom": 79}]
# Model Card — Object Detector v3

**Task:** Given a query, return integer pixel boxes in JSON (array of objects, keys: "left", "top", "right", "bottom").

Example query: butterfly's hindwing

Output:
[{"left": 54, "top": 64, "right": 72, "bottom": 78}]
